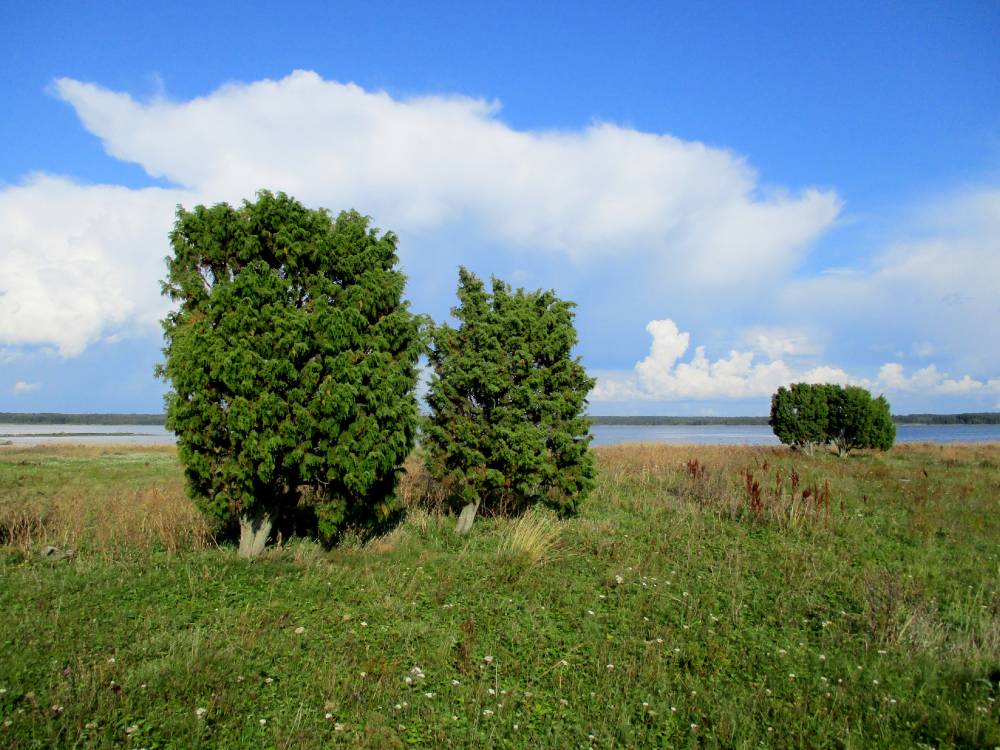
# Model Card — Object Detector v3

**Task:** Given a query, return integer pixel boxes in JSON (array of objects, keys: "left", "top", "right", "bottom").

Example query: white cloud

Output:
[
  {"left": 780, "top": 187, "right": 1000, "bottom": 374},
  {"left": 4, "top": 68, "right": 997, "bottom": 412},
  {"left": 0, "top": 72, "right": 842, "bottom": 357},
  {"left": 877, "top": 363, "right": 1000, "bottom": 396},
  {"left": 742, "top": 326, "right": 818, "bottom": 361},
  {"left": 594, "top": 318, "right": 1000, "bottom": 403},
  {"left": 53, "top": 72, "right": 839, "bottom": 276},
  {"left": 594, "top": 318, "right": 853, "bottom": 401},
  {"left": 13, "top": 381, "right": 40, "bottom": 393},
  {"left": 0, "top": 175, "right": 188, "bottom": 355}
]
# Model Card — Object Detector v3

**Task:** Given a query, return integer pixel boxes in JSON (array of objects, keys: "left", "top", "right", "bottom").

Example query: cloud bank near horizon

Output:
[{"left": 591, "top": 318, "right": 1000, "bottom": 404}]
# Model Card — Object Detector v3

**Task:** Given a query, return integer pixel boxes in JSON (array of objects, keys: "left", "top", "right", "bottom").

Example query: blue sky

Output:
[{"left": 1, "top": 0, "right": 999, "bottom": 415}]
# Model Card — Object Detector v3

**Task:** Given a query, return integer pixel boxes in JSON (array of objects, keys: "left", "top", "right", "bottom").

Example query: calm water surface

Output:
[
  {"left": 0, "top": 423, "right": 175, "bottom": 446},
  {"left": 589, "top": 423, "right": 1000, "bottom": 446},
  {"left": 2, "top": 422, "right": 999, "bottom": 447}
]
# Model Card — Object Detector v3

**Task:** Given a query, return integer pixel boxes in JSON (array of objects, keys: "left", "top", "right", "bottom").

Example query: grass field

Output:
[{"left": 1, "top": 442, "right": 998, "bottom": 748}]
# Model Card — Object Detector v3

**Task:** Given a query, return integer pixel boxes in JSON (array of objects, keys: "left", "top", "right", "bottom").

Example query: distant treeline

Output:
[
  {"left": 589, "top": 416, "right": 770, "bottom": 426},
  {"left": 894, "top": 412, "right": 1000, "bottom": 425},
  {"left": 3, "top": 411, "right": 997, "bottom": 426},
  {"left": 590, "top": 413, "right": 1000, "bottom": 426},
  {"left": 0, "top": 413, "right": 166, "bottom": 425}
]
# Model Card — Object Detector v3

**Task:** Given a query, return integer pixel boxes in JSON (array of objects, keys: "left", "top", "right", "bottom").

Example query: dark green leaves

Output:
[
  {"left": 159, "top": 191, "right": 421, "bottom": 543},
  {"left": 770, "top": 383, "right": 896, "bottom": 454},
  {"left": 423, "top": 268, "right": 596, "bottom": 516}
]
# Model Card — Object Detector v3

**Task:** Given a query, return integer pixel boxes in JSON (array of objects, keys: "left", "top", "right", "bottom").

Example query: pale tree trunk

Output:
[
  {"left": 238, "top": 511, "right": 272, "bottom": 558},
  {"left": 454, "top": 501, "right": 480, "bottom": 535}
]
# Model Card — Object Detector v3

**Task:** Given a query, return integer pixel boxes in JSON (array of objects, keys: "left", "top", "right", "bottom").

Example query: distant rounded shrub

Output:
[{"left": 770, "top": 383, "right": 895, "bottom": 454}]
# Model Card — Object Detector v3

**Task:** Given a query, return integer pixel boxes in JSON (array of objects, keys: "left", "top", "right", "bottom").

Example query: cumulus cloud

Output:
[
  {"left": 0, "top": 175, "right": 188, "bottom": 355},
  {"left": 593, "top": 319, "right": 853, "bottom": 401},
  {"left": 53, "top": 72, "right": 839, "bottom": 273},
  {"left": 877, "top": 363, "right": 1000, "bottom": 396},
  {"left": 594, "top": 318, "right": 1000, "bottom": 403},
  {"left": 0, "top": 72, "right": 842, "bottom": 357},
  {"left": 13, "top": 381, "right": 40, "bottom": 393}
]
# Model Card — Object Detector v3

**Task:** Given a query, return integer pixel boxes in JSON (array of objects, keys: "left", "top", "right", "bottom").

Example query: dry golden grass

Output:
[
  {"left": 497, "top": 508, "right": 562, "bottom": 567},
  {"left": 0, "top": 485, "right": 212, "bottom": 556},
  {"left": 0, "top": 444, "right": 211, "bottom": 557},
  {"left": 0, "top": 443, "right": 179, "bottom": 461}
]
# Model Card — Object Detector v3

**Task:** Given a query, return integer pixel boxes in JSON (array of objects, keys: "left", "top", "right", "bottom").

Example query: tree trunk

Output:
[
  {"left": 238, "top": 511, "right": 272, "bottom": 558},
  {"left": 455, "top": 501, "right": 480, "bottom": 535}
]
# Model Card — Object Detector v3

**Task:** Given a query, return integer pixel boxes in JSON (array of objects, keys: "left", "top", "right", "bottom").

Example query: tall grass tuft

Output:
[{"left": 497, "top": 508, "right": 562, "bottom": 568}]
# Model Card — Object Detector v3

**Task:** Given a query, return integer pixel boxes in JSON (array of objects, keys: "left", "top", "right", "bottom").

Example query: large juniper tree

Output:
[
  {"left": 424, "top": 268, "right": 595, "bottom": 524},
  {"left": 157, "top": 191, "right": 421, "bottom": 555}
]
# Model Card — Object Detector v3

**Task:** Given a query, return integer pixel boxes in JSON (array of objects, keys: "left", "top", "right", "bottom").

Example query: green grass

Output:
[{"left": 1, "top": 442, "right": 999, "bottom": 748}]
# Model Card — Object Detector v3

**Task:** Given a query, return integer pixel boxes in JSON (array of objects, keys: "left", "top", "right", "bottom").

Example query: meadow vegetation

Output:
[{"left": 1, "top": 442, "right": 998, "bottom": 748}]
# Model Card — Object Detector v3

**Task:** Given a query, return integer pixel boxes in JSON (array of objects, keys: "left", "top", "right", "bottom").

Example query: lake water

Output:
[
  {"left": 590, "top": 423, "right": 1000, "bottom": 446},
  {"left": 0, "top": 423, "right": 176, "bottom": 447},
  {"left": 2, "top": 422, "right": 999, "bottom": 447}
]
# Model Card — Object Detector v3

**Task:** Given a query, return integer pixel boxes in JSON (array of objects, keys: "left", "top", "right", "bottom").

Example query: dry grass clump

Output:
[
  {"left": 497, "top": 508, "right": 562, "bottom": 568},
  {"left": 0, "top": 485, "right": 211, "bottom": 557}
]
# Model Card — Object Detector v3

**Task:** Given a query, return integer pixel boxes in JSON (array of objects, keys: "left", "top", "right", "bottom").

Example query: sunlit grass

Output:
[{"left": 1, "top": 441, "right": 998, "bottom": 747}]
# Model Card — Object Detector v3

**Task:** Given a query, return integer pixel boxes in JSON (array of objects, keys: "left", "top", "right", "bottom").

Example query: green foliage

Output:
[
  {"left": 769, "top": 383, "right": 830, "bottom": 451},
  {"left": 828, "top": 386, "right": 896, "bottom": 454},
  {"left": 157, "top": 191, "right": 421, "bottom": 542},
  {"left": 770, "top": 383, "right": 896, "bottom": 454},
  {"left": 423, "top": 268, "right": 595, "bottom": 516}
]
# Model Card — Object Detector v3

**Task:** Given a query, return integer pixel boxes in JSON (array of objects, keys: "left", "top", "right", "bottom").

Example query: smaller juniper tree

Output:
[
  {"left": 827, "top": 385, "right": 896, "bottom": 455},
  {"left": 424, "top": 268, "right": 595, "bottom": 521}
]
